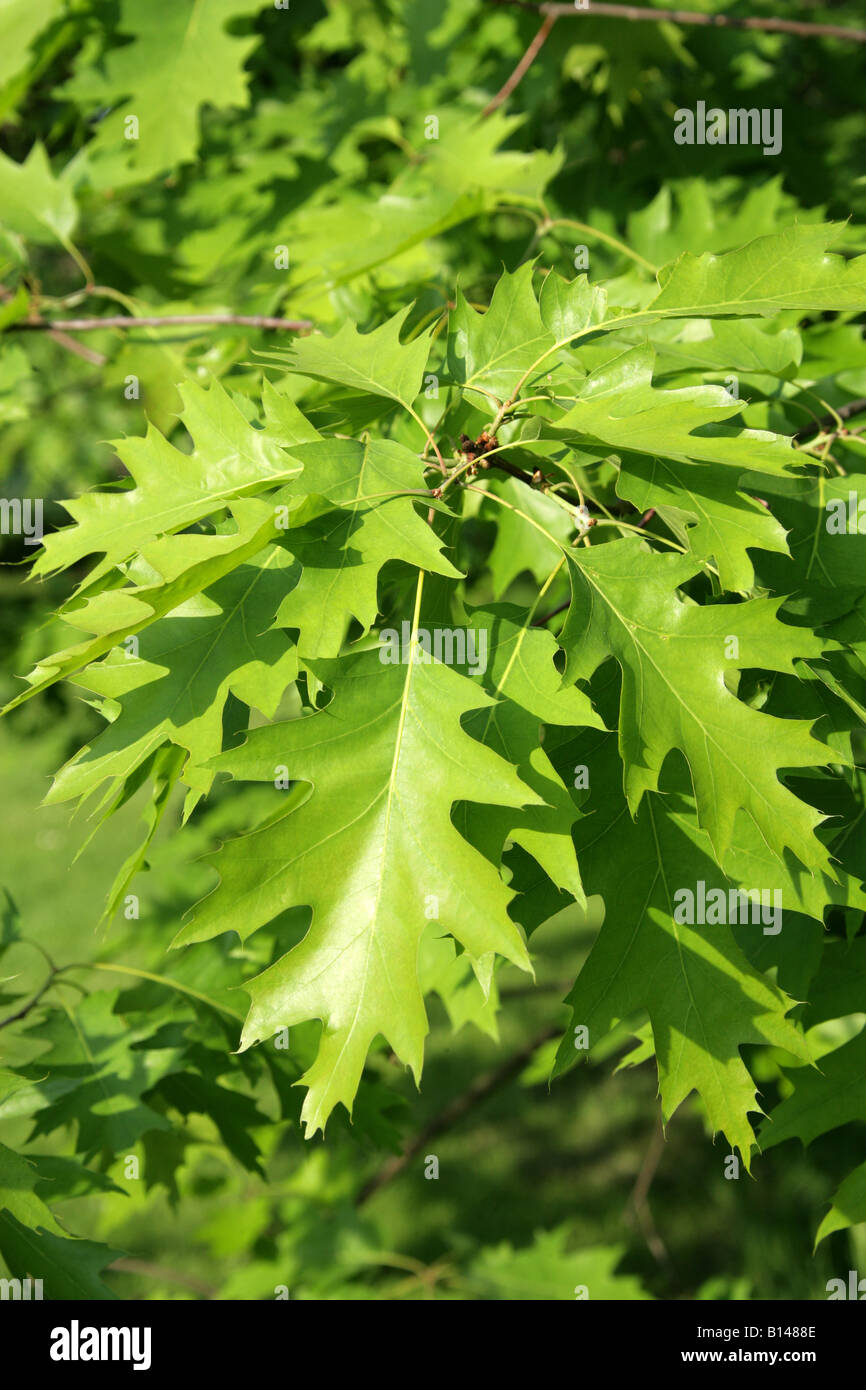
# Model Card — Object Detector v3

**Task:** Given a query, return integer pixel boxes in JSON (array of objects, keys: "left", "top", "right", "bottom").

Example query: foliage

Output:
[{"left": 1, "top": 0, "right": 866, "bottom": 1302}]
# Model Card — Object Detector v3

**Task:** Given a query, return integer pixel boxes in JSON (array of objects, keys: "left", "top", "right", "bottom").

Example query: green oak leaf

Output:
[
  {"left": 650, "top": 224, "right": 866, "bottom": 318},
  {"left": 46, "top": 545, "right": 298, "bottom": 805},
  {"left": 0, "top": 1142, "right": 72, "bottom": 1241},
  {"left": 19, "top": 991, "right": 184, "bottom": 1156},
  {"left": 553, "top": 737, "right": 811, "bottom": 1159},
  {"left": 151, "top": 1045, "right": 270, "bottom": 1175},
  {"left": 815, "top": 1163, "right": 866, "bottom": 1247},
  {"left": 32, "top": 379, "right": 300, "bottom": 587},
  {"left": 470, "top": 1229, "right": 651, "bottom": 1301},
  {"left": 178, "top": 642, "right": 541, "bottom": 1135},
  {"left": 5, "top": 497, "right": 287, "bottom": 713},
  {"left": 270, "top": 305, "right": 433, "bottom": 413},
  {"left": 275, "top": 436, "right": 460, "bottom": 657},
  {"left": 483, "top": 480, "right": 573, "bottom": 598},
  {"left": 29, "top": 1155, "right": 126, "bottom": 1202},
  {"left": 0, "top": 142, "right": 77, "bottom": 246},
  {"left": 760, "top": 1027, "right": 866, "bottom": 1152},
  {"left": 417, "top": 927, "right": 500, "bottom": 1042},
  {"left": 446, "top": 262, "right": 555, "bottom": 404},
  {"left": 561, "top": 538, "right": 834, "bottom": 873},
  {"left": 64, "top": 0, "right": 265, "bottom": 186},
  {"left": 551, "top": 345, "right": 799, "bottom": 476},
  {"left": 646, "top": 317, "right": 802, "bottom": 386},
  {"left": 456, "top": 602, "right": 604, "bottom": 903},
  {"left": 755, "top": 473, "right": 866, "bottom": 630},
  {"left": 482, "top": 231, "right": 866, "bottom": 422},
  {"left": 445, "top": 263, "right": 603, "bottom": 407},
  {"left": 615, "top": 450, "right": 790, "bottom": 591},
  {"left": 0, "top": 1208, "right": 121, "bottom": 1300},
  {"left": 803, "top": 939, "right": 866, "bottom": 1028},
  {"left": 0, "top": 0, "right": 64, "bottom": 87},
  {"left": 0, "top": 1144, "right": 124, "bottom": 1297},
  {"left": 625, "top": 178, "right": 808, "bottom": 266},
  {"left": 424, "top": 111, "right": 563, "bottom": 202}
]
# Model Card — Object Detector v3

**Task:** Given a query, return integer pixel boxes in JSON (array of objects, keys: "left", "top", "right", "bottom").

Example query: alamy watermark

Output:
[
  {"left": 379, "top": 622, "right": 487, "bottom": 676},
  {"left": 50, "top": 1321, "right": 151, "bottom": 1370},
  {"left": 825, "top": 491, "right": 866, "bottom": 534},
  {"left": 0, "top": 497, "right": 43, "bottom": 546},
  {"left": 673, "top": 880, "right": 782, "bottom": 935},
  {"left": 674, "top": 101, "right": 782, "bottom": 156},
  {"left": 827, "top": 1270, "right": 866, "bottom": 1299},
  {"left": 0, "top": 1276, "right": 42, "bottom": 1299}
]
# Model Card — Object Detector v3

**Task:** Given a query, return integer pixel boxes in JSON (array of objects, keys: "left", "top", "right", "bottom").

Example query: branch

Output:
[
  {"left": 794, "top": 396, "right": 866, "bottom": 441},
  {"left": 531, "top": 597, "right": 570, "bottom": 627},
  {"left": 0, "top": 284, "right": 106, "bottom": 364},
  {"left": 10, "top": 313, "right": 313, "bottom": 334},
  {"left": 482, "top": 12, "right": 558, "bottom": 118},
  {"left": 357, "top": 1023, "right": 561, "bottom": 1206},
  {"left": 109, "top": 1258, "right": 216, "bottom": 1297},
  {"left": 488, "top": 0, "right": 866, "bottom": 44},
  {"left": 476, "top": 453, "right": 540, "bottom": 486},
  {"left": 0, "top": 969, "right": 63, "bottom": 1030},
  {"left": 44, "top": 329, "right": 106, "bottom": 366},
  {"left": 625, "top": 1115, "right": 669, "bottom": 1266}
]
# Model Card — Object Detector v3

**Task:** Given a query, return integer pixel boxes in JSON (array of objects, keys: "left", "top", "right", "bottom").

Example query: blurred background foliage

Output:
[{"left": 1, "top": 0, "right": 865, "bottom": 1299}]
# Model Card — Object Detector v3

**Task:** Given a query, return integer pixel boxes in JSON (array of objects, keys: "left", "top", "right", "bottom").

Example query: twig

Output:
[
  {"left": 531, "top": 597, "right": 570, "bottom": 627},
  {"left": 10, "top": 313, "right": 313, "bottom": 334},
  {"left": 45, "top": 329, "right": 106, "bottom": 366},
  {"left": 488, "top": 0, "right": 866, "bottom": 43},
  {"left": 794, "top": 396, "right": 866, "bottom": 441},
  {"left": 482, "top": 12, "right": 558, "bottom": 117},
  {"left": 477, "top": 453, "right": 539, "bottom": 486},
  {"left": 357, "top": 1023, "right": 561, "bottom": 1206},
  {"left": 0, "top": 971, "right": 60, "bottom": 1029},
  {"left": 499, "top": 976, "right": 575, "bottom": 997},
  {"left": 543, "top": 215, "right": 658, "bottom": 274},
  {"left": 625, "top": 1115, "right": 669, "bottom": 1266},
  {"left": 0, "top": 284, "right": 106, "bottom": 365},
  {"left": 109, "top": 1258, "right": 216, "bottom": 1297}
]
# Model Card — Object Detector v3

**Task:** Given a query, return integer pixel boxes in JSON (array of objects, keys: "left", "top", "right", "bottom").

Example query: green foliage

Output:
[{"left": 2, "top": 0, "right": 866, "bottom": 1303}]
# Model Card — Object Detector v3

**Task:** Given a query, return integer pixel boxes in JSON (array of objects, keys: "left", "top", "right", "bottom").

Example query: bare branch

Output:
[
  {"left": 794, "top": 396, "right": 866, "bottom": 441},
  {"left": 45, "top": 329, "right": 107, "bottom": 366},
  {"left": 482, "top": 12, "right": 558, "bottom": 118},
  {"left": 10, "top": 313, "right": 313, "bottom": 334},
  {"left": 109, "top": 1259, "right": 216, "bottom": 1297},
  {"left": 488, "top": 0, "right": 866, "bottom": 44},
  {"left": 531, "top": 597, "right": 570, "bottom": 627},
  {"left": 357, "top": 1023, "right": 561, "bottom": 1206}
]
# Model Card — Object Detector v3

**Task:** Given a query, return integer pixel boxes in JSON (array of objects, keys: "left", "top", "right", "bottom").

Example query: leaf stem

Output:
[
  {"left": 64, "top": 962, "right": 246, "bottom": 1022},
  {"left": 543, "top": 216, "right": 658, "bottom": 274}
]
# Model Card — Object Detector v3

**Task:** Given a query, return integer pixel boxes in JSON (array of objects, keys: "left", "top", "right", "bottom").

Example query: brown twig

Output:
[
  {"left": 482, "top": 12, "right": 558, "bottom": 118},
  {"left": 625, "top": 1115, "right": 669, "bottom": 1266},
  {"left": 488, "top": 0, "right": 866, "bottom": 43},
  {"left": 109, "top": 1258, "right": 216, "bottom": 1297},
  {"left": 477, "top": 454, "right": 538, "bottom": 485},
  {"left": 0, "top": 284, "right": 106, "bottom": 365},
  {"left": 500, "top": 977, "right": 575, "bottom": 998},
  {"left": 45, "top": 329, "right": 106, "bottom": 366},
  {"left": 356, "top": 1023, "right": 561, "bottom": 1206},
  {"left": 531, "top": 597, "right": 570, "bottom": 627},
  {"left": 0, "top": 974, "right": 57, "bottom": 1030},
  {"left": 10, "top": 313, "right": 313, "bottom": 334},
  {"left": 794, "top": 396, "right": 866, "bottom": 441}
]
